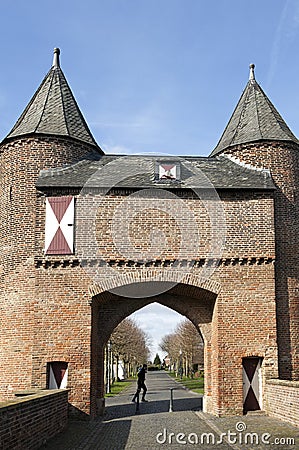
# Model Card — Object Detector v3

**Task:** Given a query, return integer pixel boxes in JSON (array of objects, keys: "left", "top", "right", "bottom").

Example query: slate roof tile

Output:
[
  {"left": 36, "top": 154, "right": 275, "bottom": 191},
  {"left": 3, "top": 49, "right": 102, "bottom": 152},
  {"left": 211, "top": 64, "right": 299, "bottom": 156}
]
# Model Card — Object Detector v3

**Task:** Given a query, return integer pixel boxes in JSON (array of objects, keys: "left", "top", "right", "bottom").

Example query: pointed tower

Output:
[
  {"left": 0, "top": 48, "right": 102, "bottom": 401},
  {"left": 211, "top": 64, "right": 299, "bottom": 155},
  {"left": 4, "top": 48, "right": 102, "bottom": 152},
  {"left": 211, "top": 64, "right": 299, "bottom": 382},
  {"left": 0, "top": 47, "right": 103, "bottom": 270}
]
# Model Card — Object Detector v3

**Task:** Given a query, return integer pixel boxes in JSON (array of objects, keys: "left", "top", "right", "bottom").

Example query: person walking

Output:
[{"left": 132, "top": 364, "right": 148, "bottom": 402}]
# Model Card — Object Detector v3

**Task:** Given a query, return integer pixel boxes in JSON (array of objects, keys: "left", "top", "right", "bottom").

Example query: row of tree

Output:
[
  {"left": 105, "top": 317, "right": 204, "bottom": 391},
  {"left": 160, "top": 319, "right": 204, "bottom": 377},
  {"left": 109, "top": 318, "right": 150, "bottom": 380}
]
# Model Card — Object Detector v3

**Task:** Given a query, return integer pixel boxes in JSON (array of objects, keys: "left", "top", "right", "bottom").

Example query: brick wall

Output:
[
  {"left": 32, "top": 265, "right": 92, "bottom": 416},
  {"left": 1, "top": 180, "right": 278, "bottom": 416},
  {"left": 0, "top": 136, "right": 96, "bottom": 274},
  {"left": 0, "top": 132, "right": 281, "bottom": 418},
  {"left": 0, "top": 136, "right": 95, "bottom": 406},
  {"left": 221, "top": 141, "right": 299, "bottom": 381},
  {"left": 0, "top": 389, "right": 69, "bottom": 449},
  {"left": 265, "top": 379, "right": 299, "bottom": 427},
  {"left": 73, "top": 190, "right": 275, "bottom": 263},
  {"left": 213, "top": 263, "right": 278, "bottom": 416}
]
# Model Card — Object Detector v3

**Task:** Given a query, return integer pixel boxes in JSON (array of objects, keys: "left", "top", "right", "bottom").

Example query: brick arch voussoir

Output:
[{"left": 89, "top": 270, "right": 221, "bottom": 297}]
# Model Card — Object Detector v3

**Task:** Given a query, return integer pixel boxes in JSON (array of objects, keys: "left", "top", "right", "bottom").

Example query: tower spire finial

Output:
[
  {"left": 249, "top": 63, "right": 255, "bottom": 81},
  {"left": 52, "top": 48, "right": 60, "bottom": 68}
]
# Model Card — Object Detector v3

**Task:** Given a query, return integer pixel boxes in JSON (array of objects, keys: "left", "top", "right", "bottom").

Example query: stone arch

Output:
[
  {"left": 89, "top": 276, "right": 219, "bottom": 417},
  {"left": 89, "top": 270, "right": 221, "bottom": 297}
]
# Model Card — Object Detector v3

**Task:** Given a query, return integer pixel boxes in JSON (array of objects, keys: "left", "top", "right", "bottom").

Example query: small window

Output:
[{"left": 156, "top": 162, "right": 180, "bottom": 181}]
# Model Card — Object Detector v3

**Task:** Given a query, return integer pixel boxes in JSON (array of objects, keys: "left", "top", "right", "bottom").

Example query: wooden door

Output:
[{"left": 242, "top": 357, "right": 262, "bottom": 413}]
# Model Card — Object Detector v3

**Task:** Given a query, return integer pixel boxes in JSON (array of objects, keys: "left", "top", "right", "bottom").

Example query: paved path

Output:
[{"left": 43, "top": 371, "right": 298, "bottom": 449}]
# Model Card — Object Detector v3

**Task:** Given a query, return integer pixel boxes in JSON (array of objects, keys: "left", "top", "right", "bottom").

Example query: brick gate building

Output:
[{"left": 0, "top": 49, "right": 298, "bottom": 418}]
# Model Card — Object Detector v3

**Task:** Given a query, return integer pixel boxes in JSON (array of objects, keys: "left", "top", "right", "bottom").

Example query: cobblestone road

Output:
[{"left": 43, "top": 371, "right": 298, "bottom": 450}]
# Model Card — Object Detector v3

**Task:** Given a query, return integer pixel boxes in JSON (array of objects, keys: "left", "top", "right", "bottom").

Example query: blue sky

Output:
[
  {"left": 2, "top": 0, "right": 299, "bottom": 359},
  {"left": 1, "top": 0, "right": 299, "bottom": 157}
]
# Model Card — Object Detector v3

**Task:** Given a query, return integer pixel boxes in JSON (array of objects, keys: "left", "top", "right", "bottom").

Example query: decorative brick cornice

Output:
[
  {"left": 219, "top": 256, "right": 275, "bottom": 266},
  {"left": 35, "top": 257, "right": 80, "bottom": 268},
  {"left": 34, "top": 256, "right": 275, "bottom": 269}
]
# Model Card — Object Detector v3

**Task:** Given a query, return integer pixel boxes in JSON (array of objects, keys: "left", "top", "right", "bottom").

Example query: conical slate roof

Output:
[
  {"left": 211, "top": 64, "right": 299, "bottom": 156},
  {"left": 4, "top": 48, "right": 102, "bottom": 152}
]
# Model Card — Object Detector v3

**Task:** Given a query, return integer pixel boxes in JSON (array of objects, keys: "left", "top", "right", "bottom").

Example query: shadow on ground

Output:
[
  {"left": 42, "top": 419, "right": 132, "bottom": 450},
  {"left": 104, "top": 395, "right": 203, "bottom": 420}
]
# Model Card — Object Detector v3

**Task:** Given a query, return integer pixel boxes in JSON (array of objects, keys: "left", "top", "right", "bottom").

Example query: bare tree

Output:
[
  {"left": 160, "top": 332, "right": 180, "bottom": 362},
  {"left": 110, "top": 318, "right": 150, "bottom": 379},
  {"left": 159, "top": 319, "right": 203, "bottom": 376}
]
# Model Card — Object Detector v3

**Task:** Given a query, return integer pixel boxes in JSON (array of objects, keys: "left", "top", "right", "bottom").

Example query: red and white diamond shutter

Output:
[
  {"left": 242, "top": 357, "right": 262, "bottom": 412},
  {"left": 48, "top": 362, "right": 68, "bottom": 389},
  {"left": 159, "top": 164, "right": 176, "bottom": 180},
  {"left": 44, "top": 196, "right": 74, "bottom": 255}
]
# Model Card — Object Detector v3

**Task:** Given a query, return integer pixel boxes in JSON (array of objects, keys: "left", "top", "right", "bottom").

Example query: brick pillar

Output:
[
  {"left": 90, "top": 301, "right": 105, "bottom": 417},
  {"left": 223, "top": 142, "right": 299, "bottom": 381},
  {"left": 0, "top": 136, "right": 95, "bottom": 402},
  {"left": 200, "top": 324, "right": 213, "bottom": 413}
]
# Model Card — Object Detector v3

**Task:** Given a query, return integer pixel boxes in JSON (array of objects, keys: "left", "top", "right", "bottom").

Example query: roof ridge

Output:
[
  {"left": 259, "top": 82, "right": 296, "bottom": 135},
  {"left": 220, "top": 153, "right": 270, "bottom": 174},
  {"left": 39, "top": 160, "right": 86, "bottom": 174},
  {"left": 34, "top": 68, "right": 55, "bottom": 133},
  {"left": 39, "top": 153, "right": 103, "bottom": 176},
  {"left": 36, "top": 155, "right": 276, "bottom": 190},
  {"left": 253, "top": 81, "right": 263, "bottom": 139},
  {"left": 58, "top": 68, "right": 70, "bottom": 137},
  {"left": 234, "top": 81, "right": 254, "bottom": 142}
]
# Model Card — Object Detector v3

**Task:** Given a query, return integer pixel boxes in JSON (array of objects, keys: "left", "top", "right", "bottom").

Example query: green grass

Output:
[
  {"left": 104, "top": 372, "right": 204, "bottom": 398},
  {"left": 168, "top": 371, "right": 204, "bottom": 394},
  {"left": 105, "top": 379, "right": 133, "bottom": 397}
]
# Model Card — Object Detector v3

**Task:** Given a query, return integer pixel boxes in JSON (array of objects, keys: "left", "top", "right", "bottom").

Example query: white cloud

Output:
[
  {"left": 101, "top": 143, "right": 135, "bottom": 154},
  {"left": 266, "top": 0, "right": 299, "bottom": 89},
  {"left": 130, "top": 302, "right": 184, "bottom": 361}
]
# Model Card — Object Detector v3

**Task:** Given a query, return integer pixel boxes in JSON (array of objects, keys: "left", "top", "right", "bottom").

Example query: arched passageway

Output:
[{"left": 90, "top": 280, "right": 218, "bottom": 417}]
